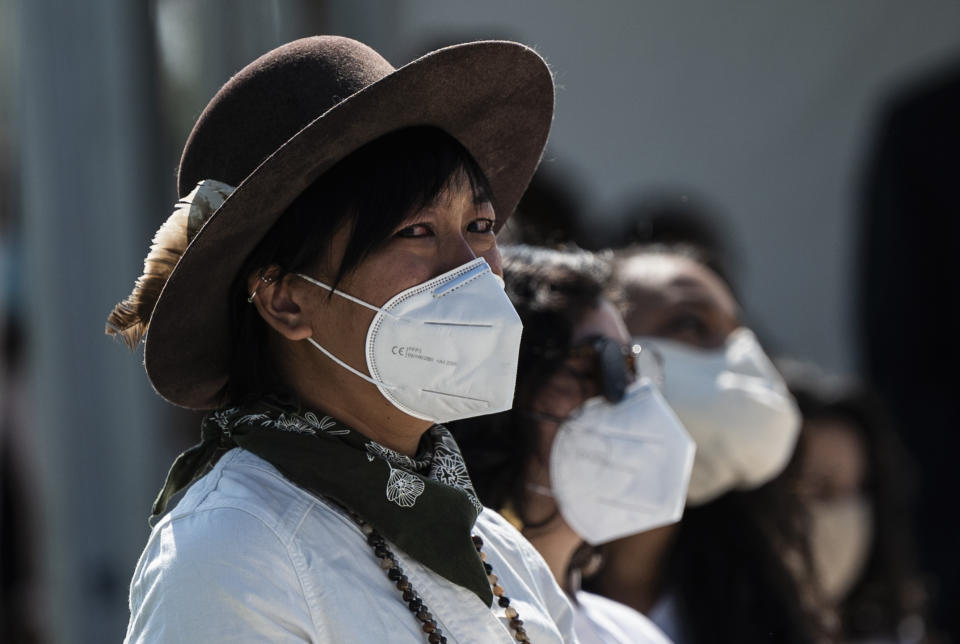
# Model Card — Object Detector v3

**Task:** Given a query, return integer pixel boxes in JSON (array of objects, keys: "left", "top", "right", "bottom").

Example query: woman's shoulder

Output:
[
  {"left": 127, "top": 458, "right": 318, "bottom": 642},
  {"left": 574, "top": 591, "right": 674, "bottom": 644},
  {"left": 142, "top": 448, "right": 361, "bottom": 576},
  {"left": 163, "top": 448, "right": 351, "bottom": 536},
  {"left": 127, "top": 450, "right": 366, "bottom": 642}
]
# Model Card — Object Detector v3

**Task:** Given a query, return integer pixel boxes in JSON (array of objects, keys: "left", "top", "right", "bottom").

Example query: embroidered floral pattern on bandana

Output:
[
  {"left": 160, "top": 398, "right": 490, "bottom": 604},
  {"left": 365, "top": 438, "right": 433, "bottom": 508},
  {"left": 359, "top": 431, "right": 480, "bottom": 511},
  {"left": 211, "top": 407, "right": 350, "bottom": 436},
  {"left": 430, "top": 432, "right": 484, "bottom": 515},
  {"left": 208, "top": 408, "right": 238, "bottom": 431},
  {"left": 203, "top": 400, "right": 481, "bottom": 515},
  {"left": 385, "top": 467, "right": 426, "bottom": 507},
  {"left": 365, "top": 441, "right": 427, "bottom": 471}
]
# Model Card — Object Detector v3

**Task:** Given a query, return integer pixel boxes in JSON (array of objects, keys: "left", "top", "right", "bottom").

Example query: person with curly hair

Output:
[{"left": 453, "top": 244, "right": 695, "bottom": 644}]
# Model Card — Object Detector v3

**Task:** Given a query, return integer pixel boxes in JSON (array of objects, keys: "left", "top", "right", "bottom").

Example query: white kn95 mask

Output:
[
  {"left": 642, "top": 328, "right": 801, "bottom": 505},
  {"left": 545, "top": 380, "right": 696, "bottom": 545},
  {"left": 296, "top": 257, "right": 523, "bottom": 424}
]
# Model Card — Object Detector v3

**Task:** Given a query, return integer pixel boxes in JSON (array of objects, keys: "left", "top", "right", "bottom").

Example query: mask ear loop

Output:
[
  {"left": 294, "top": 272, "right": 383, "bottom": 313},
  {"left": 293, "top": 272, "right": 398, "bottom": 390},
  {"left": 304, "top": 337, "right": 397, "bottom": 391}
]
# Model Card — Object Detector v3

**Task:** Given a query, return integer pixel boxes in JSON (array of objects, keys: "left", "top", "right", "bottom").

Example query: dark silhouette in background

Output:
[
  {"left": 1, "top": 320, "right": 44, "bottom": 644},
  {"left": 858, "top": 58, "right": 960, "bottom": 641},
  {"left": 501, "top": 165, "right": 591, "bottom": 248}
]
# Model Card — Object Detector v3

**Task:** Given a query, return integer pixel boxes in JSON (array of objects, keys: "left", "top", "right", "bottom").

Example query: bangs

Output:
[
  {"left": 334, "top": 126, "right": 492, "bottom": 285},
  {"left": 264, "top": 126, "right": 492, "bottom": 288},
  {"left": 226, "top": 126, "right": 491, "bottom": 404}
]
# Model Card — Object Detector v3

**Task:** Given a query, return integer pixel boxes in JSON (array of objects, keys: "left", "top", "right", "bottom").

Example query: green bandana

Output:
[{"left": 151, "top": 398, "right": 492, "bottom": 606}]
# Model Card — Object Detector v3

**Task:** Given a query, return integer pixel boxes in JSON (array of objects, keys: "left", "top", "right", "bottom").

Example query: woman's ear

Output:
[{"left": 248, "top": 269, "right": 313, "bottom": 341}]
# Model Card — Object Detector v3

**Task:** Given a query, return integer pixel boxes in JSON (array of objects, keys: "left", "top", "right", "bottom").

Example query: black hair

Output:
[
  {"left": 609, "top": 191, "right": 737, "bottom": 288},
  {"left": 780, "top": 360, "right": 930, "bottom": 641},
  {"left": 504, "top": 166, "right": 587, "bottom": 248},
  {"left": 649, "top": 482, "right": 824, "bottom": 644},
  {"left": 224, "top": 126, "right": 491, "bottom": 405},
  {"left": 450, "top": 245, "right": 617, "bottom": 536},
  {"left": 613, "top": 240, "right": 739, "bottom": 304}
]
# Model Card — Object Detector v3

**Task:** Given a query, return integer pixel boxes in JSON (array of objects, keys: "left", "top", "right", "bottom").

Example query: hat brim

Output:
[{"left": 144, "top": 41, "right": 554, "bottom": 409}]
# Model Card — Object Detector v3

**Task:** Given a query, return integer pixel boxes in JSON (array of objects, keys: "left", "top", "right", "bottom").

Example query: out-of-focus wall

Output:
[
  {"left": 10, "top": 1, "right": 326, "bottom": 641},
  {"left": 14, "top": 2, "right": 169, "bottom": 642},
  {"left": 335, "top": 0, "right": 960, "bottom": 375}
]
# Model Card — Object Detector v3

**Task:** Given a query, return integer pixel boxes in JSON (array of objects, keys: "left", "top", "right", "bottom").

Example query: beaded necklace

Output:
[{"left": 352, "top": 513, "right": 531, "bottom": 643}]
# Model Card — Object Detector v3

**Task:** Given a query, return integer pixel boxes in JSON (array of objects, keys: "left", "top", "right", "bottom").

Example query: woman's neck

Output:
[
  {"left": 591, "top": 524, "right": 679, "bottom": 613},
  {"left": 275, "top": 335, "right": 431, "bottom": 456},
  {"left": 522, "top": 517, "right": 582, "bottom": 592},
  {"left": 520, "top": 481, "right": 582, "bottom": 591}
]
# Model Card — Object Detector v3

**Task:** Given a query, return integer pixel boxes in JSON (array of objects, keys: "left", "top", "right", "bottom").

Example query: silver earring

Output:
[{"left": 247, "top": 273, "right": 276, "bottom": 303}]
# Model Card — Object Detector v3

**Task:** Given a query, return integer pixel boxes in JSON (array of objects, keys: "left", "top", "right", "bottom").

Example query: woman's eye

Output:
[
  {"left": 662, "top": 312, "right": 733, "bottom": 349},
  {"left": 466, "top": 218, "right": 496, "bottom": 234},
  {"left": 669, "top": 314, "right": 706, "bottom": 333},
  {"left": 395, "top": 223, "right": 433, "bottom": 238},
  {"left": 663, "top": 313, "right": 712, "bottom": 344}
]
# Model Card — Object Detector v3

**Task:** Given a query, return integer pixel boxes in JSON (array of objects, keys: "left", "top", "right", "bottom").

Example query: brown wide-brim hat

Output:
[{"left": 140, "top": 36, "right": 554, "bottom": 409}]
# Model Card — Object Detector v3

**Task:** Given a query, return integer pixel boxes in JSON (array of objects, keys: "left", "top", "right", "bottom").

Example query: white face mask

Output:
[
  {"left": 809, "top": 496, "right": 873, "bottom": 603},
  {"left": 296, "top": 257, "right": 523, "bottom": 424},
  {"left": 543, "top": 380, "right": 696, "bottom": 545},
  {"left": 641, "top": 328, "right": 801, "bottom": 505}
]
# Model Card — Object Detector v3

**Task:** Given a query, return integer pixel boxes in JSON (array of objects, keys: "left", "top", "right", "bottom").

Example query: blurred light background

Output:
[{"left": 1, "top": 1, "right": 958, "bottom": 642}]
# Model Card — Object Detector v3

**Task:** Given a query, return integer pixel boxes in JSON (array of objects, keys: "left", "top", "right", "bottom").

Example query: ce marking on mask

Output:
[{"left": 391, "top": 346, "right": 458, "bottom": 367}]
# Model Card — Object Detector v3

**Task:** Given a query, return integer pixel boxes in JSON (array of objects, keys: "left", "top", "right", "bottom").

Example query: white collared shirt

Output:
[{"left": 125, "top": 448, "right": 578, "bottom": 643}]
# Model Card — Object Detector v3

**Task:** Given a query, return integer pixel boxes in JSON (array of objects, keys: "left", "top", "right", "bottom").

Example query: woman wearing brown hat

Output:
[{"left": 108, "top": 36, "right": 575, "bottom": 643}]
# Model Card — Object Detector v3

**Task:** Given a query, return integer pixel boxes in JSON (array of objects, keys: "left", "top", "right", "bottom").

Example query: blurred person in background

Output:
[
  {"left": 1, "top": 319, "right": 44, "bottom": 643},
  {"left": 612, "top": 192, "right": 734, "bottom": 284},
  {"left": 498, "top": 167, "right": 595, "bottom": 248},
  {"left": 585, "top": 244, "right": 825, "bottom": 644},
  {"left": 106, "top": 36, "right": 580, "bottom": 643},
  {"left": 780, "top": 360, "right": 936, "bottom": 644},
  {"left": 858, "top": 59, "right": 960, "bottom": 640},
  {"left": 1, "top": 154, "right": 44, "bottom": 642},
  {"left": 452, "top": 244, "right": 695, "bottom": 644}
]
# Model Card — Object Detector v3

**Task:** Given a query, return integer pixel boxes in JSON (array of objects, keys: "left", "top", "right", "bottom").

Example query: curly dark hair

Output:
[{"left": 449, "top": 244, "right": 618, "bottom": 532}]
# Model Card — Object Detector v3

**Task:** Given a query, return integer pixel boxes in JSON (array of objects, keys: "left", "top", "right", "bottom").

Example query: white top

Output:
[
  {"left": 647, "top": 593, "right": 686, "bottom": 644},
  {"left": 125, "top": 448, "right": 578, "bottom": 643},
  {"left": 573, "top": 591, "right": 673, "bottom": 644}
]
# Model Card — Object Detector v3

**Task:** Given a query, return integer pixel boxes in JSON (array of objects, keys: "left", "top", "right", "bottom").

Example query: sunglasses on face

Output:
[{"left": 565, "top": 335, "right": 663, "bottom": 403}]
